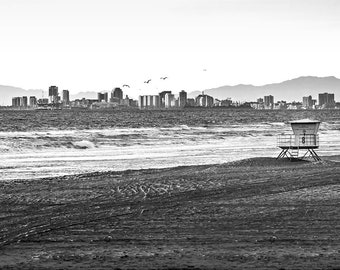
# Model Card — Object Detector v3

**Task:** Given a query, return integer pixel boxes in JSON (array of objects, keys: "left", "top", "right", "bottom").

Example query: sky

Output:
[{"left": 0, "top": 0, "right": 340, "bottom": 98}]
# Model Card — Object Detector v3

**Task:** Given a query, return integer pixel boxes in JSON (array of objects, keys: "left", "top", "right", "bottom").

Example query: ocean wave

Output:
[
  {"left": 0, "top": 122, "right": 339, "bottom": 155},
  {"left": 72, "top": 140, "right": 96, "bottom": 149}
]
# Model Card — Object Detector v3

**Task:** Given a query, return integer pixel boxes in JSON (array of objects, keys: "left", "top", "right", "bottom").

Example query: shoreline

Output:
[
  {"left": 1, "top": 156, "right": 340, "bottom": 269},
  {"left": 2, "top": 154, "right": 340, "bottom": 183}
]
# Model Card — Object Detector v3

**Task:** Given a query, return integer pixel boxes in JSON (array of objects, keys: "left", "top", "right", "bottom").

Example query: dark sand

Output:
[{"left": 1, "top": 157, "right": 340, "bottom": 269}]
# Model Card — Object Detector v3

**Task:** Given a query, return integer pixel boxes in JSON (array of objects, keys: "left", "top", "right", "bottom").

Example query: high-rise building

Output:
[
  {"left": 98, "top": 92, "right": 108, "bottom": 102},
  {"left": 159, "top": 91, "right": 172, "bottom": 107},
  {"left": 62, "top": 90, "right": 70, "bottom": 105},
  {"left": 138, "top": 95, "right": 145, "bottom": 108},
  {"left": 318, "top": 92, "right": 335, "bottom": 108},
  {"left": 21, "top": 96, "right": 28, "bottom": 107},
  {"left": 138, "top": 95, "right": 160, "bottom": 108},
  {"left": 12, "top": 97, "right": 21, "bottom": 107},
  {"left": 164, "top": 93, "right": 175, "bottom": 108},
  {"left": 146, "top": 95, "right": 153, "bottom": 107},
  {"left": 302, "top": 95, "right": 313, "bottom": 109},
  {"left": 29, "top": 96, "right": 37, "bottom": 107},
  {"left": 148, "top": 95, "right": 160, "bottom": 108},
  {"left": 112, "top": 87, "right": 123, "bottom": 100},
  {"left": 264, "top": 95, "right": 274, "bottom": 109},
  {"left": 195, "top": 94, "right": 214, "bottom": 107},
  {"left": 179, "top": 90, "right": 187, "bottom": 107},
  {"left": 152, "top": 95, "right": 160, "bottom": 108},
  {"left": 48, "top": 86, "right": 59, "bottom": 104}
]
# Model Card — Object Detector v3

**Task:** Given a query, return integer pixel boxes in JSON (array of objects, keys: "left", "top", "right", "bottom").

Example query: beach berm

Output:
[{"left": 0, "top": 157, "right": 340, "bottom": 269}]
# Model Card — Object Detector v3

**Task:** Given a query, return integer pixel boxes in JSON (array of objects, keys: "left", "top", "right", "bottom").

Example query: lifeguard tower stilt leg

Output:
[{"left": 276, "top": 149, "right": 289, "bottom": 159}]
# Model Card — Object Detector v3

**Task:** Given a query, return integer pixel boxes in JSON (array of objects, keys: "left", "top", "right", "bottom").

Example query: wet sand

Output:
[{"left": 1, "top": 157, "right": 340, "bottom": 269}]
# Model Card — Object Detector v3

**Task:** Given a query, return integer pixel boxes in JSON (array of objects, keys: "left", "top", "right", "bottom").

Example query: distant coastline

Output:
[{"left": 1, "top": 76, "right": 339, "bottom": 109}]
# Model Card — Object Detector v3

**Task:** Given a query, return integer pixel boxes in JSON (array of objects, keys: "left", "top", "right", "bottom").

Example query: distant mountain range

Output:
[
  {"left": 1, "top": 76, "right": 339, "bottom": 106},
  {"left": 188, "top": 76, "right": 340, "bottom": 102}
]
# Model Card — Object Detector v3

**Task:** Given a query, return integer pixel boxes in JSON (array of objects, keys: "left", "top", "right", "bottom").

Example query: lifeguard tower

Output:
[{"left": 277, "top": 119, "right": 321, "bottom": 161}]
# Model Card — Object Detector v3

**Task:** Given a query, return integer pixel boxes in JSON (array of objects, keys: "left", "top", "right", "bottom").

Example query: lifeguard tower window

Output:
[{"left": 277, "top": 119, "right": 321, "bottom": 161}]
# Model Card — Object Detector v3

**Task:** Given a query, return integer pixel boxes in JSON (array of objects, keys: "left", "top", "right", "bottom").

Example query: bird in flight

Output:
[
  {"left": 144, "top": 79, "right": 151, "bottom": 83},
  {"left": 123, "top": 84, "right": 130, "bottom": 88},
  {"left": 160, "top": 77, "right": 168, "bottom": 80}
]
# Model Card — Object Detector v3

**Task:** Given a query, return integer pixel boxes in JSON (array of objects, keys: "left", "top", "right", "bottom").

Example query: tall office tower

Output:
[
  {"left": 138, "top": 95, "right": 145, "bottom": 108},
  {"left": 318, "top": 92, "right": 335, "bottom": 108},
  {"left": 29, "top": 96, "right": 37, "bottom": 107},
  {"left": 62, "top": 90, "right": 70, "bottom": 105},
  {"left": 179, "top": 90, "right": 187, "bottom": 107},
  {"left": 112, "top": 87, "right": 123, "bottom": 100},
  {"left": 146, "top": 95, "right": 161, "bottom": 108},
  {"left": 103, "top": 93, "right": 108, "bottom": 102},
  {"left": 159, "top": 91, "right": 172, "bottom": 107},
  {"left": 264, "top": 95, "right": 274, "bottom": 109},
  {"left": 98, "top": 92, "right": 108, "bottom": 102},
  {"left": 146, "top": 95, "right": 153, "bottom": 107},
  {"left": 318, "top": 93, "right": 326, "bottom": 106},
  {"left": 302, "top": 95, "right": 313, "bottom": 109},
  {"left": 164, "top": 93, "right": 175, "bottom": 108},
  {"left": 12, "top": 97, "right": 21, "bottom": 107},
  {"left": 48, "top": 86, "right": 59, "bottom": 103},
  {"left": 22, "top": 96, "right": 28, "bottom": 107},
  {"left": 195, "top": 94, "right": 214, "bottom": 107},
  {"left": 153, "top": 95, "right": 160, "bottom": 108},
  {"left": 204, "top": 95, "right": 214, "bottom": 107},
  {"left": 97, "top": 93, "right": 102, "bottom": 102}
]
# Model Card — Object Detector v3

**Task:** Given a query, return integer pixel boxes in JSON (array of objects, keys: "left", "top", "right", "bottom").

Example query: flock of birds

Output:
[
  {"left": 120, "top": 76, "right": 169, "bottom": 89},
  {"left": 121, "top": 69, "right": 206, "bottom": 89}
]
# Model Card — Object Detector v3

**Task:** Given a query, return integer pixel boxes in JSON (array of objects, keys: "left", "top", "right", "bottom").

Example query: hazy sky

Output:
[{"left": 0, "top": 0, "right": 339, "bottom": 97}]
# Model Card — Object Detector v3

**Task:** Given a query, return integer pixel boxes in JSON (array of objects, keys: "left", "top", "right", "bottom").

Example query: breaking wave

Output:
[{"left": 1, "top": 119, "right": 340, "bottom": 181}]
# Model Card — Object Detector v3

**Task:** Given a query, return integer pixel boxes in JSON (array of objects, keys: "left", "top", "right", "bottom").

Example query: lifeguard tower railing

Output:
[
  {"left": 276, "top": 134, "right": 321, "bottom": 161},
  {"left": 277, "top": 134, "right": 319, "bottom": 149}
]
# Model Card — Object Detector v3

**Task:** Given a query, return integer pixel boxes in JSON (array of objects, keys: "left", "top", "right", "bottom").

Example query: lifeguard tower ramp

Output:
[{"left": 277, "top": 119, "right": 321, "bottom": 161}]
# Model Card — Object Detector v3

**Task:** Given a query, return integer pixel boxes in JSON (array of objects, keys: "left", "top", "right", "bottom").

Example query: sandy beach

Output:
[{"left": 1, "top": 156, "right": 340, "bottom": 269}]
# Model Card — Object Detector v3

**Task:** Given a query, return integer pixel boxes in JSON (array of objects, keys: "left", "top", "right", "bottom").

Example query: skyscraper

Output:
[
  {"left": 318, "top": 92, "right": 335, "bottom": 108},
  {"left": 62, "top": 90, "right": 70, "bottom": 105},
  {"left": 98, "top": 92, "right": 108, "bottom": 102},
  {"left": 164, "top": 93, "right": 175, "bottom": 108},
  {"left": 159, "top": 91, "right": 172, "bottom": 107},
  {"left": 48, "top": 86, "right": 59, "bottom": 104},
  {"left": 29, "top": 96, "right": 37, "bottom": 107},
  {"left": 179, "top": 90, "right": 187, "bottom": 107},
  {"left": 264, "top": 95, "right": 274, "bottom": 109},
  {"left": 12, "top": 97, "right": 21, "bottom": 107},
  {"left": 138, "top": 95, "right": 145, "bottom": 108},
  {"left": 195, "top": 94, "right": 214, "bottom": 107},
  {"left": 302, "top": 95, "right": 313, "bottom": 109},
  {"left": 22, "top": 96, "right": 28, "bottom": 107},
  {"left": 112, "top": 87, "right": 123, "bottom": 100}
]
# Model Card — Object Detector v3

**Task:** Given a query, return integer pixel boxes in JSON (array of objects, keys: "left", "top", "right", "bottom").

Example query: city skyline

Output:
[
  {"left": 1, "top": 0, "right": 340, "bottom": 97},
  {"left": 1, "top": 75, "right": 340, "bottom": 106},
  {"left": 9, "top": 84, "right": 338, "bottom": 110}
]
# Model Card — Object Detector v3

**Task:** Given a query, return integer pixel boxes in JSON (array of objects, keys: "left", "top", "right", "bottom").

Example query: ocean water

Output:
[{"left": 1, "top": 109, "right": 340, "bottom": 181}]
